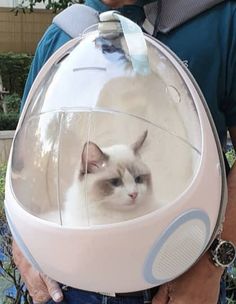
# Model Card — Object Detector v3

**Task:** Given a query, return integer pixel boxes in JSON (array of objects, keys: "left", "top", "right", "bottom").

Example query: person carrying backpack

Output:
[{"left": 13, "top": 1, "right": 236, "bottom": 303}]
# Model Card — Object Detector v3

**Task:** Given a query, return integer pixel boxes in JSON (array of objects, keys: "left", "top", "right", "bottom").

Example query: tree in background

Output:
[
  {"left": 0, "top": 53, "right": 32, "bottom": 130},
  {"left": 17, "top": 0, "right": 84, "bottom": 13}
]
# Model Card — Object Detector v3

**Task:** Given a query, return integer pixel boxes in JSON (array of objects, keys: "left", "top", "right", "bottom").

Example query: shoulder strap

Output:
[
  {"left": 143, "top": 0, "right": 224, "bottom": 34},
  {"left": 53, "top": 4, "right": 99, "bottom": 38},
  {"left": 53, "top": 1, "right": 224, "bottom": 38}
]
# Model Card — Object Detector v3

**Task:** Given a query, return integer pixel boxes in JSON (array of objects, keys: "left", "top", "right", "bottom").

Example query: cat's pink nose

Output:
[{"left": 129, "top": 192, "right": 138, "bottom": 200}]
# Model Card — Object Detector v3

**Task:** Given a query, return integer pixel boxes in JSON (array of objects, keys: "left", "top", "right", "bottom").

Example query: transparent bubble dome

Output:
[
  {"left": 11, "top": 31, "right": 203, "bottom": 227},
  {"left": 5, "top": 22, "right": 226, "bottom": 292}
]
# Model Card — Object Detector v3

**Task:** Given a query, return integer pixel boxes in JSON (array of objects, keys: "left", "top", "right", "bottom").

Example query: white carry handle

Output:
[{"left": 99, "top": 11, "right": 150, "bottom": 75}]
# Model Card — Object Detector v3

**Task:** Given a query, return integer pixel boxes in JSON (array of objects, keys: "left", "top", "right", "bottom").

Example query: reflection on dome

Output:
[{"left": 11, "top": 30, "right": 201, "bottom": 227}]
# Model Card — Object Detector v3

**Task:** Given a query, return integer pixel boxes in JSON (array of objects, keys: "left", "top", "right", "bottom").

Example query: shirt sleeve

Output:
[
  {"left": 224, "top": 7, "right": 236, "bottom": 128},
  {"left": 20, "top": 23, "right": 71, "bottom": 111}
]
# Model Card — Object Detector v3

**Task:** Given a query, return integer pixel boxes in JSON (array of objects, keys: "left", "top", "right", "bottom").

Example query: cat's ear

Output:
[
  {"left": 81, "top": 142, "right": 108, "bottom": 174},
  {"left": 132, "top": 130, "right": 148, "bottom": 154}
]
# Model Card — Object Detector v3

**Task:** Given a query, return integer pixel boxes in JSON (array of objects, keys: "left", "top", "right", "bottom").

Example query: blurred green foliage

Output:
[
  {"left": 0, "top": 53, "right": 32, "bottom": 97},
  {"left": 0, "top": 113, "right": 20, "bottom": 131},
  {"left": 226, "top": 148, "right": 236, "bottom": 168},
  {"left": 16, "top": 0, "right": 84, "bottom": 13}
]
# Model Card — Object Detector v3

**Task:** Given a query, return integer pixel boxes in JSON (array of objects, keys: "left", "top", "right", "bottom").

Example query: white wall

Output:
[{"left": 0, "top": 0, "right": 16, "bottom": 7}]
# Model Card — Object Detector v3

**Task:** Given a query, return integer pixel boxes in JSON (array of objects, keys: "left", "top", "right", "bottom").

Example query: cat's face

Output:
[{"left": 79, "top": 131, "right": 152, "bottom": 211}]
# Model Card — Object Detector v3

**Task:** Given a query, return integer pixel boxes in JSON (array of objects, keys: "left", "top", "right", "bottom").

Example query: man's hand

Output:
[
  {"left": 12, "top": 240, "right": 63, "bottom": 303},
  {"left": 152, "top": 252, "right": 224, "bottom": 304}
]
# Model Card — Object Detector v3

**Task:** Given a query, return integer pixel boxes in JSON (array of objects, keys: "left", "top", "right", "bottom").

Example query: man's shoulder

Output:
[
  {"left": 35, "top": 23, "right": 72, "bottom": 65},
  {"left": 38, "top": 23, "right": 71, "bottom": 49},
  {"left": 157, "top": 1, "right": 236, "bottom": 51},
  {"left": 188, "top": 1, "right": 236, "bottom": 33}
]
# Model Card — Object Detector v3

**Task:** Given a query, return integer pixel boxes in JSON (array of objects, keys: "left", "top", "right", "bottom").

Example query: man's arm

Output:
[{"left": 12, "top": 240, "right": 63, "bottom": 303}]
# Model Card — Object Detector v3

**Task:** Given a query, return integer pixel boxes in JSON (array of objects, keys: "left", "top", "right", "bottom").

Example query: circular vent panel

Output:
[{"left": 143, "top": 209, "right": 210, "bottom": 285}]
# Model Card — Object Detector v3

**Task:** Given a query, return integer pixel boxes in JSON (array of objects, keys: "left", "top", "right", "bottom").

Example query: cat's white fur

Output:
[{"left": 42, "top": 132, "right": 157, "bottom": 226}]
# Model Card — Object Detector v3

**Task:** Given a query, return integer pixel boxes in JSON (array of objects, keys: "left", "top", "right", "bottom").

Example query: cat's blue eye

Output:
[
  {"left": 135, "top": 175, "right": 144, "bottom": 184},
  {"left": 109, "top": 178, "right": 122, "bottom": 187}
]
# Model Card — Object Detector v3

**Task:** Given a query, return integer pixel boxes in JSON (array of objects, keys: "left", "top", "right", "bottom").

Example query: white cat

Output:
[{"left": 43, "top": 131, "right": 157, "bottom": 226}]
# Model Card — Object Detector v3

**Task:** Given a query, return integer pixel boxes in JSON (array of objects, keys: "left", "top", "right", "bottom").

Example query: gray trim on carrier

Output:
[
  {"left": 143, "top": 0, "right": 224, "bottom": 34},
  {"left": 53, "top": 4, "right": 99, "bottom": 38}
]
